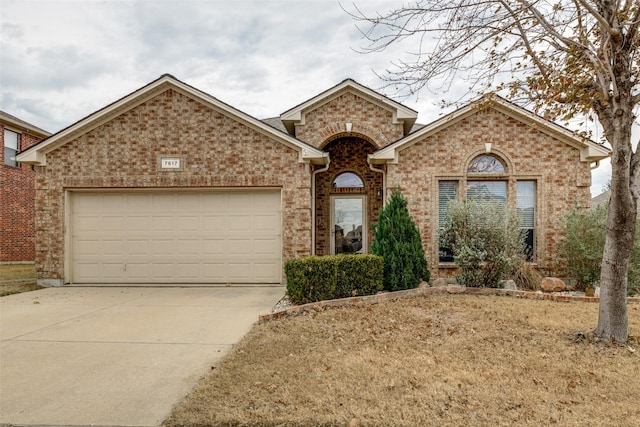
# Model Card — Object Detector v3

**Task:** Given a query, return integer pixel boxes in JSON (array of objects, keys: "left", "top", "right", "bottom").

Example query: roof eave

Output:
[{"left": 16, "top": 75, "right": 327, "bottom": 166}]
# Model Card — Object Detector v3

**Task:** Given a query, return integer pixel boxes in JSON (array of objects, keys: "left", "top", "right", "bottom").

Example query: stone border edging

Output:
[{"left": 259, "top": 285, "right": 640, "bottom": 322}]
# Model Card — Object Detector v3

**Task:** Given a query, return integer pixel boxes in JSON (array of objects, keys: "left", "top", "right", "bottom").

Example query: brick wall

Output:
[
  {"left": 34, "top": 89, "right": 312, "bottom": 282},
  {"left": 1, "top": 126, "right": 42, "bottom": 262},
  {"left": 386, "top": 107, "right": 592, "bottom": 277},
  {"left": 294, "top": 91, "right": 405, "bottom": 148}
]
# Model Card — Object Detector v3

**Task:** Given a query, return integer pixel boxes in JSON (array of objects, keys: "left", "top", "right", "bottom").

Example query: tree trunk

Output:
[{"left": 595, "top": 111, "right": 637, "bottom": 343}]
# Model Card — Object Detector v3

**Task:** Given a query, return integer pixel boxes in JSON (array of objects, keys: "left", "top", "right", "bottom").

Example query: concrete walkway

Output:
[{"left": 0, "top": 286, "right": 284, "bottom": 426}]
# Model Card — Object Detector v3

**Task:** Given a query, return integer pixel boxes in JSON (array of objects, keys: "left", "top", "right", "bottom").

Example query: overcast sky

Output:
[{"left": 1, "top": 0, "right": 615, "bottom": 196}]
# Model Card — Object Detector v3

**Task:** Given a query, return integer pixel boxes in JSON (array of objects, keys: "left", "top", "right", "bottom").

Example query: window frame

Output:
[
  {"left": 436, "top": 152, "right": 539, "bottom": 266},
  {"left": 4, "top": 128, "right": 20, "bottom": 167}
]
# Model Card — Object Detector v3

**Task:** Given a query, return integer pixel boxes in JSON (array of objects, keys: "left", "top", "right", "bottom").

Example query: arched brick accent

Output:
[{"left": 315, "top": 137, "right": 383, "bottom": 255}]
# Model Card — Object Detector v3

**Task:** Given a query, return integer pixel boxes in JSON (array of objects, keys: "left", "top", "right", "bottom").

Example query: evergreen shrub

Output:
[
  {"left": 285, "top": 254, "right": 383, "bottom": 304},
  {"left": 370, "top": 189, "right": 430, "bottom": 291}
]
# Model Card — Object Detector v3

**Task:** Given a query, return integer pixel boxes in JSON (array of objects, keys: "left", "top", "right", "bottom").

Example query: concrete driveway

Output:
[{"left": 0, "top": 286, "right": 284, "bottom": 426}]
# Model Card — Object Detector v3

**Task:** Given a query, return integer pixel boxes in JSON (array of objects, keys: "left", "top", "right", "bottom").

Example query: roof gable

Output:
[
  {"left": 279, "top": 79, "right": 418, "bottom": 136},
  {"left": 17, "top": 74, "right": 327, "bottom": 166},
  {"left": 0, "top": 110, "right": 51, "bottom": 138},
  {"left": 370, "top": 93, "right": 611, "bottom": 164}
]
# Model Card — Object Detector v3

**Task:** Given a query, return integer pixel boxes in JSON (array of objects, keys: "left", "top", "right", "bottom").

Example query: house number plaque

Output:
[{"left": 161, "top": 158, "right": 181, "bottom": 169}]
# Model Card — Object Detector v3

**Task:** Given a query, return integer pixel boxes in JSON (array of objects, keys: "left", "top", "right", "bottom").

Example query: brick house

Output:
[
  {"left": 17, "top": 75, "right": 610, "bottom": 286},
  {"left": 1, "top": 111, "right": 51, "bottom": 263}
]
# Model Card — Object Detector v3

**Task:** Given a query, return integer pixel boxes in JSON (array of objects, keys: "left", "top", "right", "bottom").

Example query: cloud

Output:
[{"left": 0, "top": 0, "right": 623, "bottom": 197}]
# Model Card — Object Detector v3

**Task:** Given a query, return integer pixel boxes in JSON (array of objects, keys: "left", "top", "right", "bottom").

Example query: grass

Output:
[
  {"left": 0, "top": 264, "right": 42, "bottom": 297},
  {"left": 164, "top": 294, "right": 640, "bottom": 427}
]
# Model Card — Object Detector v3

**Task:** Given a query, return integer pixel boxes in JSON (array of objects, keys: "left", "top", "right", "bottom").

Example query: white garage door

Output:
[{"left": 70, "top": 190, "right": 282, "bottom": 284}]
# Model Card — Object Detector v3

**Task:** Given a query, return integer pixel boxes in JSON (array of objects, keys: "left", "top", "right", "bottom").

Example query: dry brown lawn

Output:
[
  {"left": 0, "top": 264, "right": 42, "bottom": 296},
  {"left": 164, "top": 294, "right": 640, "bottom": 427}
]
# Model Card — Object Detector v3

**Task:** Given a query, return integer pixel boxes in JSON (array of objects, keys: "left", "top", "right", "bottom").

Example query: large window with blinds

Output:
[
  {"left": 517, "top": 181, "right": 536, "bottom": 261},
  {"left": 438, "top": 181, "right": 458, "bottom": 263},
  {"left": 437, "top": 154, "right": 537, "bottom": 264}
]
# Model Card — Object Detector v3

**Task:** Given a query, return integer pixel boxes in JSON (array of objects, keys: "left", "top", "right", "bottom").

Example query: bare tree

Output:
[{"left": 347, "top": 0, "right": 639, "bottom": 343}]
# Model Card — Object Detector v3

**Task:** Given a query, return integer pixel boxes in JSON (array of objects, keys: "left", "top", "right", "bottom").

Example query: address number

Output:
[{"left": 161, "top": 158, "right": 181, "bottom": 169}]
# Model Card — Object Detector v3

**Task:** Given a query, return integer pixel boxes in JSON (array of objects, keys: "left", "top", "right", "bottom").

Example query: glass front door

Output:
[{"left": 331, "top": 196, "right": 366, "bottom": 254}]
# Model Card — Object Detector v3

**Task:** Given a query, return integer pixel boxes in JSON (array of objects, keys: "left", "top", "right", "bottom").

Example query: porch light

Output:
[
  {"left": 485, "top": 142, "right": 492, "bottom": 153},
  {"left": 346, "top": 123, "right": 352, "bottom": 132}
]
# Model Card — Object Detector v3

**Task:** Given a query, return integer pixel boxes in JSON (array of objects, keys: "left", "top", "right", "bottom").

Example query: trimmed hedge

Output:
[{"left": 285, "top": 254, "right": 383, "bottom": 304}]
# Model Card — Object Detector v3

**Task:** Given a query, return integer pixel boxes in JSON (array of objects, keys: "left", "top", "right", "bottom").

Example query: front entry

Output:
[
  {"left": 314, "top": 136, "right": 383, "bottom": 255},
  {"left": 331, "top": 195, "right": 366, "bottom": 254}
]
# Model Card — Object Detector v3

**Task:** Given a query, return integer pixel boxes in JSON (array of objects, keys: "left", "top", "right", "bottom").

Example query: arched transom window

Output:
[
  {"left": 332, "top": 172, "right": 364, "bottom": 188},
  {"left": 467, "top": 154, "right": 506, "bottom": 174}
]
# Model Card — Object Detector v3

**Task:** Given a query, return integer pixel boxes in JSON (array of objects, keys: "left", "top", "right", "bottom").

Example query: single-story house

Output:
[
  {"left": 1, "top": 110, "right": 51, "bottom": 263},
  {"left": 17, "top": 74, "right": 611, "bottom": 286}
]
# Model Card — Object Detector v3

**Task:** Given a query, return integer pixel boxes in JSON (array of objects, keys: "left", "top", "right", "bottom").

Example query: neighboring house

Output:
[
  {"left": 592, "top": 190, "right": 611, "bottom": 209},
  {"left": 1, "top": 111, "right": 51, "bottom": 263},
  {"left": 17, "top": 75, "right": 611, "bottom": 286}
]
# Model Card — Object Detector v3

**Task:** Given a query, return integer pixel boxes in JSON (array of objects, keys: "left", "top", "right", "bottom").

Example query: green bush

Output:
[
  {"left": 559, "top": 205, "right": 607, "bottom": 291},
  {"left": 439, "top": 199, "right": 526, "bottom": 288},
  {"left": 560, "top": 205, "right": 640, "bottom": 295},
  {"left": 370, "top": 189, "right": 430, "bottom": 291},
  {"left": 285, "top": 254, "right": 383, "bottom": 304}
]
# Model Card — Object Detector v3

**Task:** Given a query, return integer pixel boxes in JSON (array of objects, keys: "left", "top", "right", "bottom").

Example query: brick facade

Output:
[
  {"left": 293, "top": 91, "right": 404, "bottom": 148},
  {"left": 386, "top": 107, "right": 592, "bottom": 276},
  {"left": 32, "top": 89, "right": 313, "bottom": 282},
  {"left": 1, "top": 118, "right": 48, "bottom": 262},
  {"left": 19, "top": 76, "right": 607, "bottom": 284}
]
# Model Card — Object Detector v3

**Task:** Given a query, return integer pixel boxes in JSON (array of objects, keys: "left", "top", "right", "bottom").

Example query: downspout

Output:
[
  {"left": 369, "top": 161, "right": 386, "bottom": 202},
  {"left": 311, "top": 158, "right": 330, "bottom": 255},
  {"left": 590, "top": 161, "right": 600, "bottom": 170}
]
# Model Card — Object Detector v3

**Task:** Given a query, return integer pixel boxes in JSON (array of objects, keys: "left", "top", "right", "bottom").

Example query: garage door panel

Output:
[
  {"left": 202, "top": 215, "right": 226, "bottom": 231},
  {"left": 254, "top": 214, "right": 280, "bottom": 231},
  {"left": 126, "top": 240, "right": 149, "bottom": 256},
  {"left": 75, "top": 240, "right": 100, "bottom": 256},
  {"left": 151, "top": 240, "right": 176, "bottom": 256},
  {"left": 127, "top": 217, "right": 150, "bottom": 232},
  {"left": 126, "top": 264, "right": 149, "bottom": 279},
  {"left": 202, "top": 263, "right": 227, "bottom": 281},
  {"left": 254, "top": 238, "right": 278, "bottom": 254},
  {"left": 103, "top": 263, "right": 126, "bottom": 280},
  {"left": 202, "top": 239, "right": 226, "bottom": 254},
  {"left": 71, "top": 191, "right": 281, "bottom": 284},
  {"left": 152, "top": 194, "right": 176, "bottom": 210}
]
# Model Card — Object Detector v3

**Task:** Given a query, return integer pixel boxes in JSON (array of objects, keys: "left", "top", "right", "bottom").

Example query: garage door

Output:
[{"left": 70, "top": 191, "right": 282, "bottom": 284}]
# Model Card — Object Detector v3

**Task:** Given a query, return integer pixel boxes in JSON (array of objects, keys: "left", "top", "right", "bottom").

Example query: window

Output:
[
  {"left": 467, "top": 181, "right": 507, "bottom": 206},
  {"left": 438, "top": 181, "right": 458, "bottom": 263},
  {"left": 467, "top": 154, "right": 505, "bottom": 174},
  {"left": 4, "top": 129, "right": 20, "bottom": 167},
  {"left": 332, "top": 172, "right": 364, "bottom": 188},
  {"left": 437, "top": 153, "right": 537, "bottom": 264},
  {"left": 517, "top": 181, "right": 536, "bottom": 261}
]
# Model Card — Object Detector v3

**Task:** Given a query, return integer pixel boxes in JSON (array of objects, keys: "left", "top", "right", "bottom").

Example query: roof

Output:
[
  {"left": 369, "top": 93, "right": 611, "bottom": 164},
  {"left": 279, "top": 79, "right": 418, "bottom": 136},
  {"left": 17, "top": 74, "right": 327, "bottom": 166},
  {"left": 591, "top": 190, "right": 611, "bottom": 208},
  {"left": 0, "top": 110, "right": 51, "bottom": 138}
]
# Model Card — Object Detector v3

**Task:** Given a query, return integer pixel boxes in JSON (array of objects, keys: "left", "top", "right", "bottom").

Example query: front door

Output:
[{"left": 331, "top": 195, "right": 366, "bottom": 254}]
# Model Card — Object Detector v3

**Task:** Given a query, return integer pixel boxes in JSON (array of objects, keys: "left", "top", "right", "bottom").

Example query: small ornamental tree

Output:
[
  {"left": 439, "top": 199, "right": 526, "bottom": 288},
  {"left": 370, "top": 189, "right": 430, "bottom": 291},
  {"left": 560, "top": 204, "right": 640, "bottom": 296}
]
